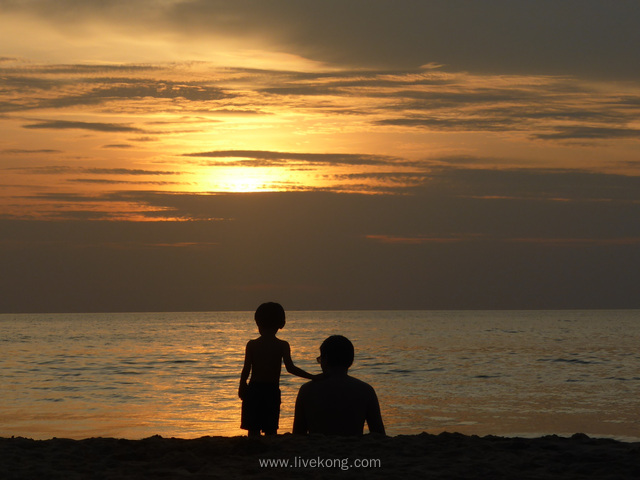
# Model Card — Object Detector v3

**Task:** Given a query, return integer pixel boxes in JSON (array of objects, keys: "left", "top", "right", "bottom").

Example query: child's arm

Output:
[
  {"left": 282, "top": 341, "right": 316, "bottom": 379},
  {"left": 238, "top": 341, "right": 252, "bottom": 399}
]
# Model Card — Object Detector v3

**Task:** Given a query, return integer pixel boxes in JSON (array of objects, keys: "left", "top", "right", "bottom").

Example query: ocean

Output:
[{"left": 1, "top": 310, "right": 638, "bottom": 441}]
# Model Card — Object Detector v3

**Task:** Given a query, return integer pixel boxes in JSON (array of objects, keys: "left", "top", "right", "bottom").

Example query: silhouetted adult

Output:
[{"left": 293, "top": 335, "right": 385, "bottom": 435}]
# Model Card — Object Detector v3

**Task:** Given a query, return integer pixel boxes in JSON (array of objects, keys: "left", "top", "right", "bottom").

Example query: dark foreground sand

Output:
[{"left": 2, "top": 432, "right": 639, "bottom": 480}]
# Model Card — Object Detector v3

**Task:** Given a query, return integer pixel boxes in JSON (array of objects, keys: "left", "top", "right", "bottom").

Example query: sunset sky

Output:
[{"left": 1, "top": 1, "right": 639, "bottom": 312}]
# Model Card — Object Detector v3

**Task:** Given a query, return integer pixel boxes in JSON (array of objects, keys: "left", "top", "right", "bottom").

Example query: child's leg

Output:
[
  {"left": 248, "top": 429, "right": 261, "bottom": 437},
  {"left": 263, "top": 429, "right": 277, "bottom": 436}
]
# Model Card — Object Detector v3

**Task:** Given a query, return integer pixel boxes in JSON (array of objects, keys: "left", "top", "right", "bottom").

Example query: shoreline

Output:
[{"left": 3, "top": 432, "right": 640, "bottom": 479}]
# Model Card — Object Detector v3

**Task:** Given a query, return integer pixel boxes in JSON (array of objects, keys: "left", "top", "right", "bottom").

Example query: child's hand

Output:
[{"left": 238, "top": 382, "right": 248, "bottom": 399}]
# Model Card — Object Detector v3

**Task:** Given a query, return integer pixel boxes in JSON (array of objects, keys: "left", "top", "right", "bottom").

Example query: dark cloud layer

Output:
[
  {"left": 533, "top": 126, "right": 640, "bottom": 141},
  {"left": 3, "top": 0, "right": 640, "bottom": 78},
  {"left": 183, "top": 150, "right": 401, "bottom": 167},
  {"left": 23, "top": 120, "right": 143, "bottom": 132},
  {"left": 9, "top": 166, "right": 182, "bottom": 176},
  {"left": 1, "top": 178, "right": 638, "bottom": 312}
]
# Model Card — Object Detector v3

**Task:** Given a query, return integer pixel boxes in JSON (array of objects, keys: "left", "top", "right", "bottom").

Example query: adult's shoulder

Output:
[
  {"left": 348, "top": 375, "right": 374, "bottom": 388},
  {"left": 347, "top": 375, "right": 377, "bottom": 394},
  {"left": 297, "top": 379, "right": 315, "bottom": 395}
]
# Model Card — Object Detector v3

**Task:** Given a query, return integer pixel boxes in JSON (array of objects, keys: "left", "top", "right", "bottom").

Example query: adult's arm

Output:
[
  {"left": 292, "top": 384, "right": 309, "bottom": 434},
  {"left": 365, "top": 387, "right": 386, "bottom": 435}
]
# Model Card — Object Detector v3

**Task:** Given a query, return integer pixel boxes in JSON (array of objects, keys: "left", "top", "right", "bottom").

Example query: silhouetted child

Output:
[{"left": 239, "top": 302, "right": 317, "bottom": 436}]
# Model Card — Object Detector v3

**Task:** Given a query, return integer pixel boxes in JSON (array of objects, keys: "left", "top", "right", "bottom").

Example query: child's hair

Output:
[
  {"left": 320, "top": 335, "right": 354, "bottom": 368},
  {"left": 254, "top": 302, "right": 286, "bottom": 330}
]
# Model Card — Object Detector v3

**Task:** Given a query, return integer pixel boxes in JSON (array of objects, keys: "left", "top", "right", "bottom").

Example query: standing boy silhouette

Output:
[{"left": 239, "top": 302, "right": 317, "bottom": 436}]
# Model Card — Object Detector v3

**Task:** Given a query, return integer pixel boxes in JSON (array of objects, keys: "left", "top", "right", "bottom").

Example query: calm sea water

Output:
[{"left": 1, "top": 310, "right": 639, "bottom": 441}]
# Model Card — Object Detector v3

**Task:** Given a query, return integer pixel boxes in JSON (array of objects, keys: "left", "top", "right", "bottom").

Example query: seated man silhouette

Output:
[{"left": 293, "top": 335, "right": 385, "bottom": 435}]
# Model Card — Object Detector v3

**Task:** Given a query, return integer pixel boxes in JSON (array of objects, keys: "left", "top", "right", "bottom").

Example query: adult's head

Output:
[
  {"left": 254, "top": 302, "right": 286, "bottom": 331},
  {"left": 319, "top": 335, "right": 354, "bottom": 370}
]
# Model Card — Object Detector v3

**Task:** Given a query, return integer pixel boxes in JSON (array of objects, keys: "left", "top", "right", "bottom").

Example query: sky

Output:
[{"left": 1, "top": 0, "right": 639, "bottom": 313}]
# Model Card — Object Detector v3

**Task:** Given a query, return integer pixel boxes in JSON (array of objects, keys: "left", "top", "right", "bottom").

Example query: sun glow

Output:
[{"left": 201, "top": 166, "right": 291, "bottom": 193}]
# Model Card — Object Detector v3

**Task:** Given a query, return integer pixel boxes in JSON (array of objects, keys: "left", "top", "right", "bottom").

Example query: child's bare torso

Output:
[{"left": 247, "top": 336, "right": 288, "bottom": 384}]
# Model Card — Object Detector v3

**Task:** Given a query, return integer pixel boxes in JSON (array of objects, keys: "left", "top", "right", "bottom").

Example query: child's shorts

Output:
[{"left": 241, "top": 382, "right": 281, "bottom": 433}]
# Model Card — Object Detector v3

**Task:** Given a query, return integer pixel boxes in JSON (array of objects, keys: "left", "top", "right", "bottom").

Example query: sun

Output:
[
  {"left": 200, "top": 166, "right": 290, "bottom": 193},
  {"left": 220, "top": 171, "right": 272, "bottom": 193}
]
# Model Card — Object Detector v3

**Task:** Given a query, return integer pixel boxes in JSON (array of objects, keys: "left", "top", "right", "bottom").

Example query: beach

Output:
[{"left": 2, "top": 432, "right": 639, "bottom": 479}]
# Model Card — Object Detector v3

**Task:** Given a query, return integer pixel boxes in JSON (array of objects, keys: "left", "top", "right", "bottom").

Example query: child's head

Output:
[
  {"left": 254, "top": 302, "right": 286, "bottom": 332},
  {"left": 319, "top": 335, "right": 354, "bottom": 369}
]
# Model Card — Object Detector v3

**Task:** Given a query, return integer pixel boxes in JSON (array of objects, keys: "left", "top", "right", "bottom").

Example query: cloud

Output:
[
  {"left": 86, "top": 168, "right": 181, "bottom": 176},
  {"left": 190, "top": 1, "right": 640, "bottom": 78},
  {"left": 182, "top": 150, "right": 402, "bottom": 167},
  {"left": 382, "top": 88, "right": 542, "bottom": 108},
  {"left": 375, "top": 116, "right": 522, "bottom": 133},
  {"left": 200, "top": 108, "right": 270, "bottom": 116},
  {"left": 419, "top": 167, "right": 640, "bottom": 203},
  {"left": 0, "top": 62, "right": 159, "bottom": 76},
  {"left": 260, "top": 73, "right": 454, "bottom": 97},
  {"left": 35, "top": 166, "right": 640, "bottom": 223},
  {"left": 365, "top": 234, "right": 473, "bottom": 245},
  {"left": 3, "top": 187, "right": 639, "bottom": 311},
  {"left": 1, "top": 148, "right": 62, "bottom": 154},
  {"left": 8, "top": 165, "right": 183, "bottom": 176},
  {"left": 22, "top": 119, "right": 144, "bottom": 132},
  {"left": 3, "top": 60, "right": 640, "bottom": 147},
  {"left": 533, "top": 126, "right": 640, "bottom": 141},
  {"left": 9, "top": 161, "right": 640, "bottom": 217},
  {"left": 366, "top": 233, "right": 640, "bottom": 248},
  {"left": 3, "top": 0, "right": 639, "bottom": 78},
  {"left": 66, "top": 178, "right": 183, "bottom": 186},
  {"left": 0, "top": 76, "right": 231, "bottom": 113},
  {"left": 326, "top": 164, "right": 640, "bottom": 200},
  {"left": 102, "top": 144, "right": 134, "bottom": 149},
  {"left": 46, "top": 83, "right": 231, "bottom": 109},
  {"left": 506, "top": 237, "right": 640, "bottom": 247}
]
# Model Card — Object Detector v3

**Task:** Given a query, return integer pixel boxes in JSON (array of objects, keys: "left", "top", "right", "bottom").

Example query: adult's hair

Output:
[
  {"left": 320, "top": 335, "right": 354, "bottom": 369},
  {"left": 254, "top": 302, "right": 286, "bottom": 330}
]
